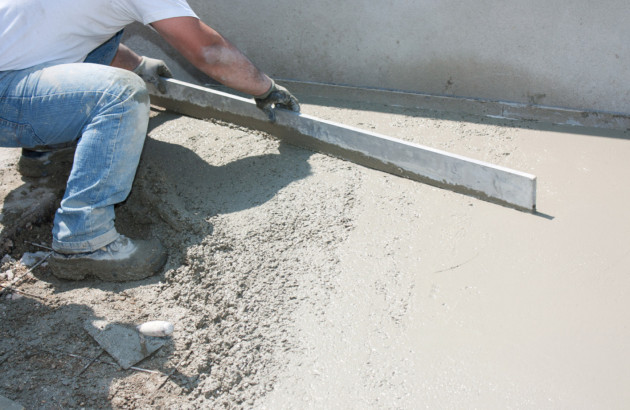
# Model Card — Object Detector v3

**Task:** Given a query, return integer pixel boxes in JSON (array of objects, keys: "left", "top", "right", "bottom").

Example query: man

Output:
[{"left": 0, "top": 0, "right": 300, "bottom": 281}]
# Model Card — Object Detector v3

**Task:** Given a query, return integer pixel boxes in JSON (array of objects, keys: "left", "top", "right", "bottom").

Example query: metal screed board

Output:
[{"left": 149, "top": 79, "right": 537, "bottom": 211}]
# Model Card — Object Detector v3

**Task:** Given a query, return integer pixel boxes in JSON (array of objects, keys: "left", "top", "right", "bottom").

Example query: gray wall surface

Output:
[{"left": 123, "top": 0, "right": 630, "bottom": 114}]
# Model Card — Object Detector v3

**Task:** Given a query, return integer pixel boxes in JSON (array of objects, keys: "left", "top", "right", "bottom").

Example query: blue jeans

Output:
[{"left": 0, "top": 31, "right": 150, "bottom": 253}]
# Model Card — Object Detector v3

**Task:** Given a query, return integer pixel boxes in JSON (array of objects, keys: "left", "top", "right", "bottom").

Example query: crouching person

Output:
[{"left": 0, "top": 0, "right": 299, "bottom": 281}]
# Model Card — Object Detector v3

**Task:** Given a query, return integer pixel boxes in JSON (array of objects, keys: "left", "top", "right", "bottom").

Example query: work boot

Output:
[
  {"left": 49, "top": 235, "right": 167, "bottom": 282},
  {"left": 17, "top": 146, "right": 76, "bottom": 178}
]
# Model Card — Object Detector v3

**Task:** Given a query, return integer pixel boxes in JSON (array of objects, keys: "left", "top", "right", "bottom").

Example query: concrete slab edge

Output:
[
  {"left": 279, "top": 80, "right": 630, "bottom": 131},
  {"left": 149, "top": 79, "right": 537, "bottom": 212}
]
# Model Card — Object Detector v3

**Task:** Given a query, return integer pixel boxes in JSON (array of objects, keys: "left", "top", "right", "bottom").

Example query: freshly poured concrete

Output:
[
  {"left": 2, "top": 95, "right": 630, "bottom": 408},
  {"left": 259, "top": 103, "right": 630, "bottom": 408}
]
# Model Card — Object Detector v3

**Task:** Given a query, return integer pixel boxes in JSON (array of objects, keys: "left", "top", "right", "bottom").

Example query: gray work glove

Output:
[
  {"left": 254, "top": 79, "right": 300, "bottom": 122},
  {"left": 133, "top": 56, "right": 173, "bottom": 94}
]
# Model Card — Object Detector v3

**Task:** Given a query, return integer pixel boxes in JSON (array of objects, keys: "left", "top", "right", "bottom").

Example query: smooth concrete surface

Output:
[
  {"left": 149, "top": 79, "right": 537, "bottom": 210},
  {"left": 122, "top": 1, "right": 630, "bottom": 115},
  {"left": 260, "top": 100, "right": 630, "bottom": 409}
]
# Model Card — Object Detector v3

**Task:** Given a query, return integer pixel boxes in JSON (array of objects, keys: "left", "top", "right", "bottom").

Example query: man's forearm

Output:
[
  {"left": 196, "top": 40, "right": 272, "bottom": 96},
  {"left": 151, "top": 17, "right": 272, "bottom": 96},
  {"left": 110, "top": 44, "right": 142, "bottom": 71}
]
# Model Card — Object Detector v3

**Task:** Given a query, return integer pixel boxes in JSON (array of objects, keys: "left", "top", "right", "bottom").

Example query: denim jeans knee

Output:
[{"left": 0, "top": 63, "right": 150, "bottom": 253}]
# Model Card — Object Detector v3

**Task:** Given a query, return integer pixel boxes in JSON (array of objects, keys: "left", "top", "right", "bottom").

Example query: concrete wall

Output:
[{"left": 123, "top": 0, "right": 630, "bottom": 114}]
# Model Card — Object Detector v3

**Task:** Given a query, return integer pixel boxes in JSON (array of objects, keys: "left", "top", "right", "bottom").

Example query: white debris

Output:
[
  {"left": 136, "top": 321, "right": 174, "bottom": 337},
  {"left": 20, "top": 251, "right": 50, "bottom": 267},
  {"left": 0, "top": 269, "right": 14, "bottom": 281}
]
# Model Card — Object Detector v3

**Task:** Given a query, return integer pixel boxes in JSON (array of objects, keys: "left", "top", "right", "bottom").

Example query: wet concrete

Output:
[
  {"left": 260, "top": 102, "right": 630, "bottom": 409},
  {"left": 2, "top": 92, "right": 629, "bottom": 408}
]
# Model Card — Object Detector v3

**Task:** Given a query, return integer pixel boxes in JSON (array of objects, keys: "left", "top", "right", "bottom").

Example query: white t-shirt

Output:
[{"left": 0, "top": 0, "right": 198, "bottom": 71}]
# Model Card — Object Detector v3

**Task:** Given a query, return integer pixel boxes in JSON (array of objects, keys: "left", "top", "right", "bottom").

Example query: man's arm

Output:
[
  {"left": 151, "top": 16, "right": 272, "bottom": 96},
  {"left": 111, "top": 43, "right": 142, "bottom": 71}
]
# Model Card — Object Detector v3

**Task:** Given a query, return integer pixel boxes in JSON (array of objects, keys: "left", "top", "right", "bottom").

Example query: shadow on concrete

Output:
[
  {"left": 293, "top": 93, "right": 630, "bottom": 140},
  {"left": 0, "top": 158, "right": 68, "bottom": 257},
  {"left": 134, "top": 108, "right": 312, "bottom": 214}
]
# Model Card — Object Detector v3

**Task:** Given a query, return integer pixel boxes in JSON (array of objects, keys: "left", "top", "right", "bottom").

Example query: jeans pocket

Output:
[{"left": 0, "top": 116, "right": 43, "bottom": 148}]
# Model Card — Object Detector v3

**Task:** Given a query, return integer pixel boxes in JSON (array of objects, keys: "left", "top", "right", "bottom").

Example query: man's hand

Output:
[
  {"left": 133, "top": 56, "right": 173, "bottom": 94},
  {"left": 254, "top": 80, "right": 300, "bottom": 122}
]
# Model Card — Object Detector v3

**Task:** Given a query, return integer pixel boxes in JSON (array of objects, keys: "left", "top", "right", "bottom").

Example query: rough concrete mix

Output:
[{"left": 1, "top": 98, "right": 630, "bottom": 409}]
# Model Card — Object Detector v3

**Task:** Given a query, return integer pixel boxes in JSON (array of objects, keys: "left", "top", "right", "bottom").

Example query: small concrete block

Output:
[
  {"left": 84, "top": 319, "right": 167, "bottom": 370},
  {"left": 0, "top": 394, "right": 25, "bottom": 410}
]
